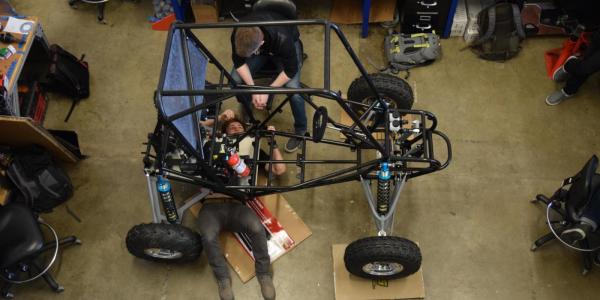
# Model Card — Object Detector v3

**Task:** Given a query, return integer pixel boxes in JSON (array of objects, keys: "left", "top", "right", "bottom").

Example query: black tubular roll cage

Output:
[{"left": 149, "top": 19, "right": 452, "bottom": 200}]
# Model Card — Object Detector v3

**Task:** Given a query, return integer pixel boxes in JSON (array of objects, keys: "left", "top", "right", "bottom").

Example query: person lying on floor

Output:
[
  {"left": 546, "top": 29, "right": 600, "bottom": 105},
  {"left": 197, "top": 117, "right": 285, "bottom": 300}
]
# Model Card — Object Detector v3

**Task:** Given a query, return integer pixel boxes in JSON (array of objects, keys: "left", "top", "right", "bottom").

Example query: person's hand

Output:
[
  {"left": 252, "top": 94, "right": 269, "bottom": 110},
  {"left": 218, "top": 109, "right": 234, "bottom": 122},
  {"left": 266, "top": 125, "right": 276, "bottom": 131}
]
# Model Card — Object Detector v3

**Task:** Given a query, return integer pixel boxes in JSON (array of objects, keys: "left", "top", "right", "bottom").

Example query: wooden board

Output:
[
  {"left": 0, "top": 116, "right": 78, "bottom": 163},
  {"left": 329, "top": 0, "right": 396, "bottom": 25},
  {"left": 190, "top": 193, "right": 312, "bottom": 283}
]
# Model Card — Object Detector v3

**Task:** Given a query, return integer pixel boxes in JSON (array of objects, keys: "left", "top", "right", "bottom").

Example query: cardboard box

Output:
[
  {"left": 190, "top": 193, "right": 312, "bottom": 283},
  {"left": 192, "top": 4, "right": 218, "bottom": 23},
  {"left": 330, "top": 0, "right": 397, "bottom": 25},
  {"left": 233, "top": 197, "right": 295, "bottom": 262},
  {"left": 450, "top": 0, "right": 468, "bottom": 37},
  {"left": 332, "top": 244, "right": 425, "bottom": 300}
]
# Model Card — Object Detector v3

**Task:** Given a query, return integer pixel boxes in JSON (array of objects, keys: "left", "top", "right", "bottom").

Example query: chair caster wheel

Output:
[
  {"left": 75, "top": 239, "right": 82, "bottom": 245},
  {"left": 530, "top": 244, "right": 538, "bottom": 252},
  {"left": 1, "top": 292, "right": 14, "bottom": 299},
  {"left": 582, "top": 269, "right": 589, "bottom": 276},
  {"left": 54, "top": 286, "right": 65, "bottom": 293}
]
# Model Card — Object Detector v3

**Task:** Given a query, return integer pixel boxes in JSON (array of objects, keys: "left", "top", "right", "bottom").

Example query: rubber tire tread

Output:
[
  {"left": 344, "top": 236, "right": 421, "bottom": 280},
  {"left": 126, "top": 223, "right": 202, "bottom": 263},
  {"left": 347, "top": 73, "right": 414, "bottom": 114}
]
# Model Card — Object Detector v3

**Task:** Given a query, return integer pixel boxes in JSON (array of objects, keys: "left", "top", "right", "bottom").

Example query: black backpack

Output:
[
  {"left": 45, "top": 44, "right": 90, "bottom": 122},
  {"left": 469, "top": 1, "right": 526, "bottom": 61},
  {"left": 6, "top": 146, "right": 73, "bottom": 213}
]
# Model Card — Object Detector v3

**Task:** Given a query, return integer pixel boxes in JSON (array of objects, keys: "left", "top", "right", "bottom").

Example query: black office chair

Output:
[
  {"left": 531, "top": 155, "right": 600, "bottom": 275},
  {"left": 68, "top": 0, "right": 108, "bottom": 23},
  {"left": 0, "top": 203, "right": 80, "bottom": 299}
]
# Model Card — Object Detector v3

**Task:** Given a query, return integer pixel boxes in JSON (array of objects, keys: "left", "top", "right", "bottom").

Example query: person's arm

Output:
[
  {"left": 264, "top": 126, "right": 286, "bottom": 175},
  {"left": 235, "top": 64, "right": 255, "bottom": 86},
  {"left": 199, "top": 109, "right": 235, "bottom": 128},
  {"left": 267, "top": 146, "right": 286, "bottom": 175},
  {"left": 271, "top": 38, "right": 299, "bottom": 87},
  {"left": 270, "top": 71, "right": 291, "bottom": 87}
]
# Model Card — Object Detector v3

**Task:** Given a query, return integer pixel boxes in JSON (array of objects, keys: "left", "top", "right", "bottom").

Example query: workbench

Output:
[{"left": 0, "top": 15, "right": 47, "bottom": 116}]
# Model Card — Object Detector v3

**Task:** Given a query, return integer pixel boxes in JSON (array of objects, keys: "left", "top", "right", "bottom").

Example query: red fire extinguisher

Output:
[{"left": 227, "top": 151, "right": 251, "bottom": 177}]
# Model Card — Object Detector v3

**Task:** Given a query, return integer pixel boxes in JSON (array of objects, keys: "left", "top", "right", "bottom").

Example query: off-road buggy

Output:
[{"left": 125, "top": 19, "right": 451, "bottom": 280}]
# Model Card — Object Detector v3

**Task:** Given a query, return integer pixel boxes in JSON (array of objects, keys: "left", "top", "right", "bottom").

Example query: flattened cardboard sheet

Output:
[{"left": 190, "top": 193, "right": 312, "bottom": 283}]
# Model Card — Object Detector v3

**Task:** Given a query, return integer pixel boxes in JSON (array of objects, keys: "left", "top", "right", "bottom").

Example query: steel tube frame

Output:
[{"left": 147, "top": 19, "right": 450, "bottom": 203}]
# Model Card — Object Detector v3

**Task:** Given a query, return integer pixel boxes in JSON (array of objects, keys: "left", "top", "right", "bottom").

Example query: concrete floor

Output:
[{"left": 9, "top": 0, "right": 600, "bottom": 299}]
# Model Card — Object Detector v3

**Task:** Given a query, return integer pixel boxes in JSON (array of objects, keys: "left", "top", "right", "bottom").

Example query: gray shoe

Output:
[
  {"left": 285, "top": 132, "right": 305, "bottom": 153},
  {"left": 257, "top": 275, "right": 276, "bottom": 300},
  {"left": 545, "top": 89, "right": 571, "bottom": 106},
  {"left": 217, "top": 278, "right": 234, "bottom": 300},
  {"left": 552, "top": 55, "right": 578, "bottom": 82}
]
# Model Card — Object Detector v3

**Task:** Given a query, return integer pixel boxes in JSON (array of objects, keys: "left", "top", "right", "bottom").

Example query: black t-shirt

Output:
[{"left": 231, "top": 11, "right": 300, "bottom": 78}]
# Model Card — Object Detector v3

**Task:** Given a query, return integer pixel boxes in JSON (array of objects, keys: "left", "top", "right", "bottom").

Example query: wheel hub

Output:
[
  {"left": 362, "top": 261, "right": 404, "bottom": 276},
  {"left": 144, "top": 248, "right": 183, "bottom": 260}
]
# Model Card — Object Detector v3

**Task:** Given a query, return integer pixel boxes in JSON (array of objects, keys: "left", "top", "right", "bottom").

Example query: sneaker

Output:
[
  {"left": 217, "top": 278, "right": 234, "bottom": 300},
  {"left": 552, "top": 55, "right": 578, "bottom": 82},
  {"left": 560, "top": 223, "right": 593, "bottom": 246},
  {"left": 285, "top": 133, "right": 305, "bottom": 153},
  {"left": 545, "top": 89, "right": 571, "bottom": 106},
  {"left": 257, "top": 274, "right": 276, "bottom": 300}
]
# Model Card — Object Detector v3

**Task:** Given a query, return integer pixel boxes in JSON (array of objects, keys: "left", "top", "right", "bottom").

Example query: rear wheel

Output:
[
  {"left": 126, "top": 223, "right": 202, "bottom": 263},
  {"left": 347, "top": 73, "right": 414, "bottom": 116},
  {"left": 344, "top": 236, "right": 421, "bottom": 280}
]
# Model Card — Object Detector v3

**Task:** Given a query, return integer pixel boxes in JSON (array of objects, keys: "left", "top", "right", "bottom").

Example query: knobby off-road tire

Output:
[
  {"left": 126, "top": 223, "right": 202, "bottom": 263},
  {"left": 347, "top": 73, "right": 414, "bottom": 115},
  {"left": 344, "top": 236, "right": 421, "bottom": 280}
]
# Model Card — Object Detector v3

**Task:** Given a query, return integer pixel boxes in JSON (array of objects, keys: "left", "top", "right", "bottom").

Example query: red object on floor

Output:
[
  {"left": 33, "top": 89, "right": 47, "bottom": 124},
  {"left": 545, "top": 32, "right": 592, "bottom": 78},
  {"left": 151, "top": 13, "right": 176, "bottom": 31}
]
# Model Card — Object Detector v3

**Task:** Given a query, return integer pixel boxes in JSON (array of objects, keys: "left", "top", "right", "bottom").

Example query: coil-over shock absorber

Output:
[
  {"left": 157, "top": 176, "right": 179, "bottom": 223},
  {"left": 377, "top": 162, "right": 391, "bottom": 215}
]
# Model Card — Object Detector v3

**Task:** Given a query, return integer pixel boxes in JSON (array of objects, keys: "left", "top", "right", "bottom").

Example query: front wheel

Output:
[
  {"left": 126, "top": 223, "right": 202, "bottom": 263},
  {"left": 344, "top": 236, "right": 421, "bottom": 280}
]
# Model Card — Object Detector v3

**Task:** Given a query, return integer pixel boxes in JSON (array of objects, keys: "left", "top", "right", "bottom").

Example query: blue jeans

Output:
[
  {"left": 563, "top": 31, "right": 600, "bottom": 95},
  {"left": 231, "top": 41, "right": 307, "bottom": 134}
]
